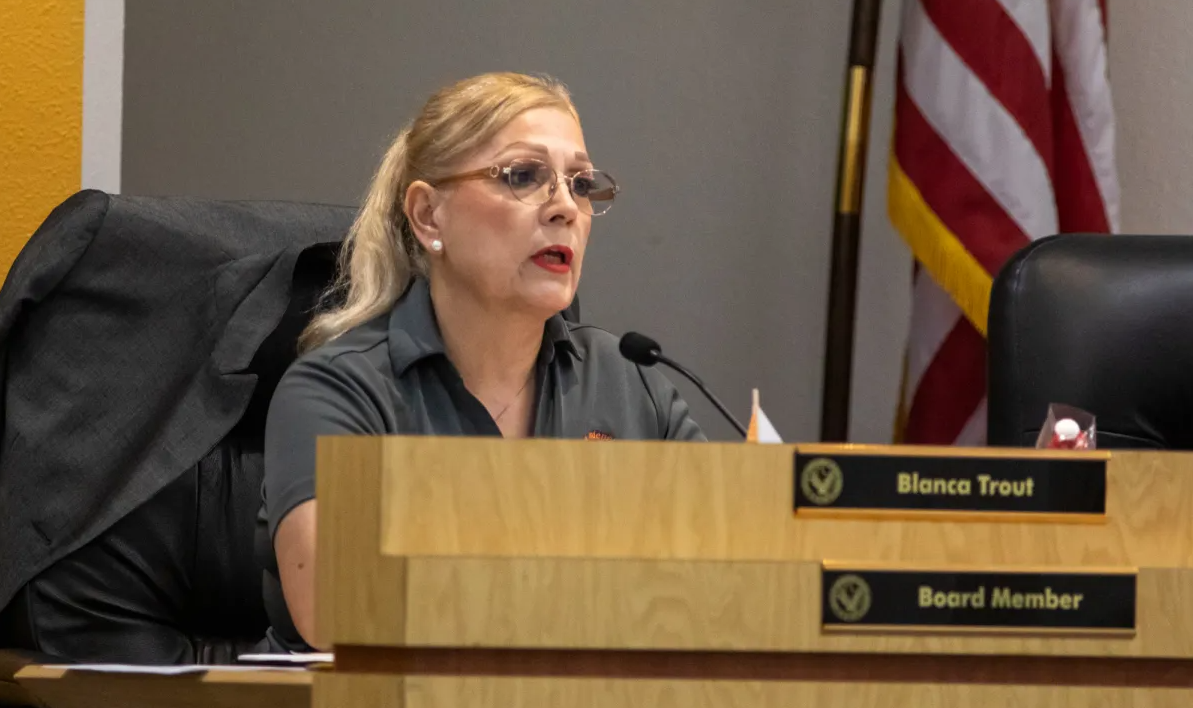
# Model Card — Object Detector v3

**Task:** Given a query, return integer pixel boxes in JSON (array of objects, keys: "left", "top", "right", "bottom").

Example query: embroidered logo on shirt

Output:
[{"left": 585, "top": 430, "right": 615, "bottom": 440}]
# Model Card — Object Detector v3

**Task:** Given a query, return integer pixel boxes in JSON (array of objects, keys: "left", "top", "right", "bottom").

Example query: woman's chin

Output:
[{"left": 519, "top": 282, "right": 575, "bottom": 317}]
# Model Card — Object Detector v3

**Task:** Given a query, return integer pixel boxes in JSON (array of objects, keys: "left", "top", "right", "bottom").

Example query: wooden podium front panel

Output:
[
  {"left": 396, "top": 558, "right": 1193, "bottom": 659},
  {"left": 373, "top": 439, "right": 1193, "bottom": 567},
  {"left": 314, "top": 673, "right": 1193, "bottom": 708},
  {"left": 315, "top": 436, "right": 1193, "bottom": 657}
]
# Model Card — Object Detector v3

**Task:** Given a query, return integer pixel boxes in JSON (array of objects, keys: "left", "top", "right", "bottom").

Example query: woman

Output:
[{"left": 261, "top": 72, "right": 705, "bottom": 652}]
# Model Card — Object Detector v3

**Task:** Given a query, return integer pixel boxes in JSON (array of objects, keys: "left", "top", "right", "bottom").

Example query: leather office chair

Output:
[
  {"left": 0, "top": 191, "right": 350, "bottom": 665},
  {"left": 987, "top": 234, "right": 1193, "bottom": 449}
]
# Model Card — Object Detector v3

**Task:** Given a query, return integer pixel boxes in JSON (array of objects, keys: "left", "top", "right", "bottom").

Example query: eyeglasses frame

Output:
[{"left": 431, "top": 158, "right": 620, "bottom": 216}]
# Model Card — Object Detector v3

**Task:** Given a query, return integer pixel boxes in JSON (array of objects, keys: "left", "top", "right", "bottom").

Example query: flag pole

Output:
[{"left": 819, "top": 0, "right": 885, "bottom": 442}]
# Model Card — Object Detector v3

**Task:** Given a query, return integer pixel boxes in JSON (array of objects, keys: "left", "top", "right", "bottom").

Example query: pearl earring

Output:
[{"left": 430, "top": 239, "right": 444, "bottom": 253}]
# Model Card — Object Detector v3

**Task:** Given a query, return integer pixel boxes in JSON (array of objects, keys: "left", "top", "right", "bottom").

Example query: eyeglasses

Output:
[{"left": 433, "top": 158, "right": 620, "bottom": 216}]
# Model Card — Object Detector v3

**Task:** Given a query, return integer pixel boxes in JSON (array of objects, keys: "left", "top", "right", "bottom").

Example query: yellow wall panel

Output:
[{"left": 0, "top": 0, "right": 84, "bottom": 281}]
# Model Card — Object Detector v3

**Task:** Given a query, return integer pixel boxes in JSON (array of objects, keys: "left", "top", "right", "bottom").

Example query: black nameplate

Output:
[
  {"left": 793, "top": 452, "right": 1106, "bottom": 517},
  {"left": 821, "top": 567, "right": 1136, "bottom": 633}
]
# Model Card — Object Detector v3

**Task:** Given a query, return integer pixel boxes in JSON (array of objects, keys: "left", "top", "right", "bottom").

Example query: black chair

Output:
[
  {"left": 0, "top": 191, "right": 349, "bottom": 665},
  {"left": 988, "top": 234, "right": 1193, "bottom": 449}
]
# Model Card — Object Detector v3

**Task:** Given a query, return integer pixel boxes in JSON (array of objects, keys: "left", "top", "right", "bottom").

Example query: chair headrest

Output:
[{"left": 988, "top": 234, "right": 1193, "bottom": 449}]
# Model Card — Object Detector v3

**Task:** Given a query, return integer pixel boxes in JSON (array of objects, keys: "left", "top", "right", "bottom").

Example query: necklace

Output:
[{"left": 493, "top": 371, "right": 535, "bottom": 423}]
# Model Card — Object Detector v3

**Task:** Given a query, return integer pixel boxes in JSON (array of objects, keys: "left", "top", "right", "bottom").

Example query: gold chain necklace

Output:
[{"left": 493, "top": 370, "right": 535, "bottom": 423}]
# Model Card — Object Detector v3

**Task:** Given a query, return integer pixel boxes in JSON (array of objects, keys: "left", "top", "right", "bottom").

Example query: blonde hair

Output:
[{"left": 298, "top": 72, "right": 580, "bottom": 352}]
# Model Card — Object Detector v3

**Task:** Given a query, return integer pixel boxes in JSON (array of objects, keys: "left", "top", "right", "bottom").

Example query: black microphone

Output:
[{"left": 619, "top": 331, "right": 748, "bottom": 437}]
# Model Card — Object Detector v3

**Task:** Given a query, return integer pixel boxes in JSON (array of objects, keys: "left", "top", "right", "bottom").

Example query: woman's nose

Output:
[{"left": 543, "top": 176, "right": 580, "bottom": 222}]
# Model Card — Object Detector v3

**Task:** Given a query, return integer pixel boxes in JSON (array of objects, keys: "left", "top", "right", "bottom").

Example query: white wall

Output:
[
  {"left": 82, "top": 0, "right": 124, "bottom": 193},
  {"left": 1107, "top": 0, "right": 1193, "bottom": 234}
]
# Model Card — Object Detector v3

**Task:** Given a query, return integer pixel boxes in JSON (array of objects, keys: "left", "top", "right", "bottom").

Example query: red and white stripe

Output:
[{"left": 897, "top": 0, "right": 1118, "bottom": 446}]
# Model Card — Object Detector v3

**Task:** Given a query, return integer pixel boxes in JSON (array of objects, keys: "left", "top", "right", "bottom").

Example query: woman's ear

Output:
[{"left": 404, "top": 180, "right": 441, "bottom": 251}]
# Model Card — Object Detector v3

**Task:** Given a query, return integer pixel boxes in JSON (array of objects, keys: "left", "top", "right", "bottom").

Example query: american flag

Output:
[{"left": 891, "top": 0, "right": 1119, "bottom": 446}]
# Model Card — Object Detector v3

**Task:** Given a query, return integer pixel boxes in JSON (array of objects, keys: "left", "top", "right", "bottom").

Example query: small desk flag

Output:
[{"left": 746, "top": 389, "right": 782, "bottom": 443}]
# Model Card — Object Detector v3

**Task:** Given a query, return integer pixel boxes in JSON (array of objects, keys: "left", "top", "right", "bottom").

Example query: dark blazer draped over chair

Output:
[{"left": 0, "top": 191, "right": 350, "bottom": 663}]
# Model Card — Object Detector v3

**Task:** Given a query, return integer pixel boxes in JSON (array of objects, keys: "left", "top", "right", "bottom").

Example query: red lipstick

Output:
[{"left": 531, "top": 245, "right": 573, "bottom": 274}]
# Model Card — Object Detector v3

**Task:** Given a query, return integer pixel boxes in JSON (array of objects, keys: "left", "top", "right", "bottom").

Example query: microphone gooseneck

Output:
[{"left": 618, "top": 332, "right": 748, "bottom": 437}]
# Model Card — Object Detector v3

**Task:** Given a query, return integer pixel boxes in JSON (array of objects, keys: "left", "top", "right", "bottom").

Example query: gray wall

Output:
[
  {"left": 1107, "top": 0, "right": 1193, "bottom": 235},
  {"left": 122, "top": 0, "right": 910, "bottom": 442}
]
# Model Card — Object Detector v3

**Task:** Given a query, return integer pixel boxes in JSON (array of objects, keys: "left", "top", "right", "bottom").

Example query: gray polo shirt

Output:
[{"left": 257, "top": 277, "right": 705, "bottom": 649}]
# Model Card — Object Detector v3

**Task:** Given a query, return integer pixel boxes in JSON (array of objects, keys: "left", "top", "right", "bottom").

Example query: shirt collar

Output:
[{"left": 387, "top": 278, "right": 582, "bottom": 377}]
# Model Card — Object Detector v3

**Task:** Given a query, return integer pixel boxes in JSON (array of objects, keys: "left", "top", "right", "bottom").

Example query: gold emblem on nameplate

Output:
[
  {"left": 828, "top": 573, "right": 872, "bottom": 622},
  {"left": 801, "top": 457, "right": 844, "bottom": 505}
]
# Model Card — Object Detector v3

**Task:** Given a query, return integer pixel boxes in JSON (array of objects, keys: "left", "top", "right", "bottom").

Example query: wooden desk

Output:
[
  {"left": 1, "top": 650, "right": 46, "bottom": 707},
  {"left": 14, "top": 440, "right": 1189, "bottom": 707},
  {"left": 13, "top": 666, "right": 312, "bottom": 708},
  {"left": 310, "top": 437, "right": 1193, "bottom": 707}
]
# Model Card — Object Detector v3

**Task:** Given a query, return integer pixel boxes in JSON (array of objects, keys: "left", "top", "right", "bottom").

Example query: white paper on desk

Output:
[
  {"left": 237, "top": 652, "right": 333, "bottom": 664},
  {"left": 37, "top": 664, "right": 307, "bottom": 674}
]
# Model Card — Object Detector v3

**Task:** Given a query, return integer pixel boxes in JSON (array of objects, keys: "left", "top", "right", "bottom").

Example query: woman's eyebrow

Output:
[{"left": 494, "top": 141, "right": 549, "bottom": 157}]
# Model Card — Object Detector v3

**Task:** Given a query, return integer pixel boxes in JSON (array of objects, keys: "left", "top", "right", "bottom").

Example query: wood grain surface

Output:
[
  {"left": 316, "top": 673, "right": 1193, "bottom": 708},
  {"left": 311, "top": 436, "right": 1193, "bottom": 708},
  {"left": 14, "top": 667, "right": 311, "bottom": 708}
]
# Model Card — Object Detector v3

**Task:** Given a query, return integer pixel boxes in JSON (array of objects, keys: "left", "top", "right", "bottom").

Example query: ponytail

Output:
[{"left": 298, "top": 128, "right": 423, "bottom": 352}]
